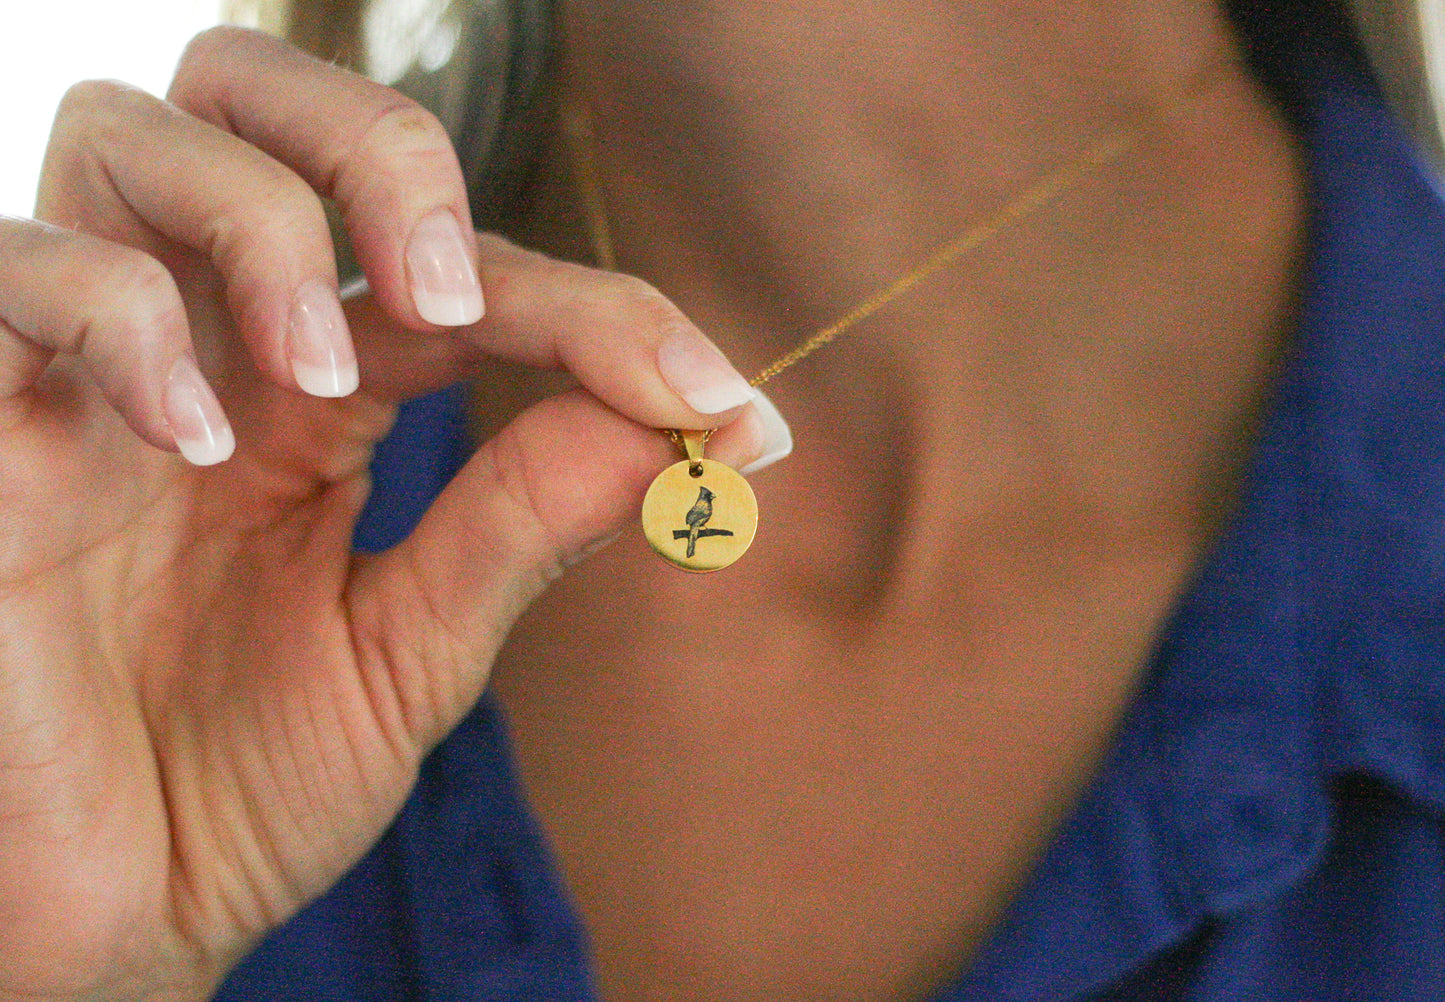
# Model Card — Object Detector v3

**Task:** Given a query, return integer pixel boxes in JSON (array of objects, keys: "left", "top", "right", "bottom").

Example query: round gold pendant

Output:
[{"left": 641, "top": 458, "right": 758, "bottom": 572}]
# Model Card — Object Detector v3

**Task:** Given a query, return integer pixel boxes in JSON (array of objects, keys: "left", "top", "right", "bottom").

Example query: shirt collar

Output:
[{"left": 946, "top": 7, "right": 1445, "bottom": 999}]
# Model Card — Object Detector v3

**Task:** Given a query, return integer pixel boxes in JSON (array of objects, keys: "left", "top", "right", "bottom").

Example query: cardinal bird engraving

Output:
[
  {"left": 672, "top": 485, "right": 734, "bottom": 556},
  {"left": 683, "top": 486, "right": 713, "bottom": 557}
]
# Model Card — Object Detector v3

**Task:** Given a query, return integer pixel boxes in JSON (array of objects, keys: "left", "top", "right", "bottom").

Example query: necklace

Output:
[{"left": 562, "top": 57, "right": 1233, "bottom": 572}]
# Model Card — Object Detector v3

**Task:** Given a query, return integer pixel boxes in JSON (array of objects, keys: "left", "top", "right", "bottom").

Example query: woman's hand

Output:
[{"left": 0, "top": 26, "right": 763, "bottom": 1002}]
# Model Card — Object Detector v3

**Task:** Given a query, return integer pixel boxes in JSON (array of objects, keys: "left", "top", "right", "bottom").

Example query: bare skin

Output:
[
  {"left": 488, "top": 2, "right": 1306, "bottom": 1001},
  {"left": 0, "top": 2, "right": 1302, "bottom": 1000}
]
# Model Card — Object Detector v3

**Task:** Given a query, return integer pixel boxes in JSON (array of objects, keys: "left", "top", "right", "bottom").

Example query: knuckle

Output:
[
  {"left": 479, "top": 430, "right": 563, "bottom": 566},
  {"left": 527, "top": 253, "right": 586, "bottom": 292},
  {"left": 54, "top": 79, "right": 141, "bottom": 128},
  {"left": 203, "top": 174, "right": 326, "bottom": 274},
  {"left": 171, "top": 26, "right": 284, "bottom": 114},
  {"left": 49, "top": 81, "right": 172, "bottom": 178},
  {"left": 57, "top": 78, "right": 121, "bottom": 112},
  {"left": 55, "top": 248, "right": 185, "bottom": 362},
  {"left": 117, "top": 252, "right": 181, "bottom": 309},
  {"left": 611, "top": 273, "right": 690, "bottom": 328},
  {"left": 55, "top": 78, "right": 106, "bottom": 120},
  {"left": 97, "top": 251, "right": 184, "bottom": 339},
  {"left": 610, "top": 271, "right": 666, "bottom": 302},
  {"left": 174, "top": 25, "right": 253, "bottom": 86},
  {"left": 364, "top": 102, "right": 454, "bottom": 158},
  {"left": 336, "top": 101, "right": 458, "bottom": 198}
]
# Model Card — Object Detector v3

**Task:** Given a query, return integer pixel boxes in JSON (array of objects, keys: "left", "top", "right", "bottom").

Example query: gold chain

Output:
[
  {"left": 743, "top": 128, "right": 1136, "bottom": 390},
  {"left": 562, "top": 57, "right": 1234, "bottom": 445}
]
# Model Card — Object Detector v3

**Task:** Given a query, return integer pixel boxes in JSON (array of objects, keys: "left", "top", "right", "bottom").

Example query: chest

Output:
[{"left": 488, "top": 539, "right": 1175, "bottom": 1002}]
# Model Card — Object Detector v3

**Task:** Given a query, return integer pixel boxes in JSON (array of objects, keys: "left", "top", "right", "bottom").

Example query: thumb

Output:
[{"left": 344, "top": 388, "right": 766, "bottom": 751}]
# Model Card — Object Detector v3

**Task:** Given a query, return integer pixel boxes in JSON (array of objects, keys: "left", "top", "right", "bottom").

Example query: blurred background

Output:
[
  {"left": 0, "top": 0, "right": 549, "bottom": 242},
  {"left": 9, "top": 1, "right": 1443, "bottom": 222},
  {"left": 0, "top": 0, "right": 384, "bottom": 216},
  {"left": 0, "top": 0, "right": 236, "bottom": 216}
]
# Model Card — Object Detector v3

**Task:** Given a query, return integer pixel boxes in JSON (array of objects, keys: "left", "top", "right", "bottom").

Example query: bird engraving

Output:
[
  {"left": 683, "top": 486, "right": 714, "bottom": 557},
  {"left": 667, "top": 484, "right": 736, "bottom": 557}
]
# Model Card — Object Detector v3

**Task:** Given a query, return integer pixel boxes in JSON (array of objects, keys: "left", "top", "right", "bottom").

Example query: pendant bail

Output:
[{"left": 679, "top": 429, "right": 707, "bottom": 476}]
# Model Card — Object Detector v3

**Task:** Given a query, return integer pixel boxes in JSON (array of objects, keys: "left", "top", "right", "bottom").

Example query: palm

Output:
[{"left": 0, "top": 340, "right": 417, "bottom": 999}]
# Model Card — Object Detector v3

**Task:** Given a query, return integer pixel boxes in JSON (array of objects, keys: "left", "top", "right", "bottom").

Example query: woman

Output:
[{"left": 1, "top": 1, "right": 1441, "bottom": 1000}]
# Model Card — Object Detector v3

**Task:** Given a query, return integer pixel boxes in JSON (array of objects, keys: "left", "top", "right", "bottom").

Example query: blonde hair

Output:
[
  {"left": 1346, "top": 0, "right": 1445, "bottom": 174},
  {"left": 223, "top": 0, "right": 363, "bottom": 64}
]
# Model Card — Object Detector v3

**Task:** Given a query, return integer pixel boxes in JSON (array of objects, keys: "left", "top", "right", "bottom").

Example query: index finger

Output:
[
  {"left": 168, "top": 26, "right": 484, "bottom": 331},
  {"left": 345, "top": 235, "right": 760, "bottom": 431}
]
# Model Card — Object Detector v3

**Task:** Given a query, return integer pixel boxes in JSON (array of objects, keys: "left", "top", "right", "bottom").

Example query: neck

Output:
[{"left": 555, "top": 0, "right": 1305, "bottom": 604}]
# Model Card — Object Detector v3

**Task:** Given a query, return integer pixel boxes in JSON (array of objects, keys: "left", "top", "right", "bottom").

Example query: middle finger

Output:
[
  {"left": 39, "top": 78, "right": 359, "bottom": 400},
  {"left": 168, "top": 26, "right": 485, "bottom": 333}
]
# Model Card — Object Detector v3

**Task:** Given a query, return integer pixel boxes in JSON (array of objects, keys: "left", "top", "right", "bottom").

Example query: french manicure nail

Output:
[
  {"left": 289, "top": 280, "right": 359, "bottom": 398},
  {"left": 164, "top": 356, "right": 235, "bottom": 466},
  {"left": 656, "top": 330, "right": 757, "bottom": 415},
  {"left": 739, "top": 389, "right": 793, "bottom": 475},
  {"left": 406, "top": 209, "right": 485, "bottom": 326}
]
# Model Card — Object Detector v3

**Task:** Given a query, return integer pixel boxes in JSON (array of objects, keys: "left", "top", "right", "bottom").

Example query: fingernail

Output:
[
  {"left": 406, "top": 209, "right": 484, "bottom": 326},
  {"left": 656, "top": 329, "right": 757, "bottom": 415},
  {"left": 164, "top": 356, "right": 235, "bottom": 466},
  {"left": 739, "top": 388, "right": 793, "bottom": 475},
  {"left": 289, "top": 280, "right": 359, "bottom": 398}
]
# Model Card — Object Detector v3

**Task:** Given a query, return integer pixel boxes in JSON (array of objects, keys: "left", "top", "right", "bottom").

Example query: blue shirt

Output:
[{"left": 218, "top": 2, "right": 1445, "bottom": 998}]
